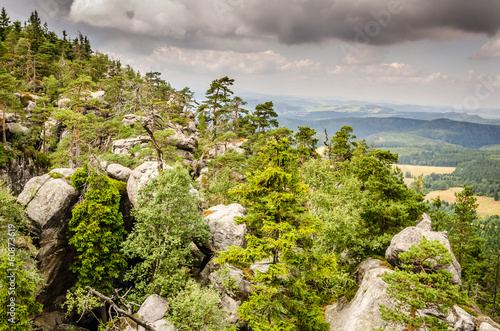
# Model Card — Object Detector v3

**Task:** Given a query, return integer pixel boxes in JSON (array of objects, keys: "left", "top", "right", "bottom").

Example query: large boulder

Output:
[
  {"left": 127, "top": 161, "right": 172, "bottom": 208},
  {"left": 106, "top": 163, "right": 132, "bottom": 182},
  {"left": 325, "top": 258, "right": 396, "bottom": 331},
  {"left": 480, "top": 322, "right": 500, "bottom": 331},
  {"left": 204, "top": 204, "right": 247, "bottom": 252},
  {"left": 16, "top": 168, "right": 80, "bottom": 306},
  {"left": 385, "top": 213, "right": 462, "bottom": 286},
  {"left": 124, "top": 294, "right": 174, "bottom": 331},
  {"left": 137, "top": 295, "right": 169, "bottom": 324}
]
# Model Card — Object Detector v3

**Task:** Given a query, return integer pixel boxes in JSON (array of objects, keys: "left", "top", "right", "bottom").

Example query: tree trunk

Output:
[
  {"left": 100, "top": 305, "right": 107, "bottom": 324},
  {"left": 32, "top": 55, "right": 36, "bottom": 93},
  {"left": 1, "top": 103, "right": 6, "bottom": 145},
  {"left": 408, "top": 307, "right": 416, "bottom": 331},
  {"left": 75, "top": 127, "right": 80, "bottom": 163},
  {"left": 69, "top": 127, "right": 74, "bottom": 169},
  {"left": 41, "top": 111, "right": 46, "bottom": 154},
  {"left": 493, "top": 252, "right": 500, "bottom": 317}
]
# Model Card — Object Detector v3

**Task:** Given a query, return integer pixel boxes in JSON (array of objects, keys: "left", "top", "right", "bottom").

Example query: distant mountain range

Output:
[
  {"left": 279, "top": 117, "right": 500, "bottom": 149},
  {"left": 229, "top": 93, "right": 500, "bottom": 149}
]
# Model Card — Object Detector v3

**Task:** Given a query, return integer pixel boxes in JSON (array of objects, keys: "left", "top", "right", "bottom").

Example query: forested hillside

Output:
[{"left": 1, "top": 9, "right": 500, "bottom": 331}]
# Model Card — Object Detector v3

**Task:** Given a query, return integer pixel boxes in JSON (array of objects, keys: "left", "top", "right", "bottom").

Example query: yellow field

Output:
[
  {"left": 395, "top": 164, "right": 456, "bottom": 177},
  {"left": 394, "top": 164, "right": 456, "bottom": 187},
  {"left": 425, "top": 187, "right": 500, "bottom": 217}
]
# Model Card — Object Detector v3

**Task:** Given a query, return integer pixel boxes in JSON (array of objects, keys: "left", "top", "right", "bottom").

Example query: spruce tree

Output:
[
  {"left": 0, "top": 7, "right": 10, "bottom": 41},
  {"left": 218, "top": 137, "right": 338, "bottom": 331}
]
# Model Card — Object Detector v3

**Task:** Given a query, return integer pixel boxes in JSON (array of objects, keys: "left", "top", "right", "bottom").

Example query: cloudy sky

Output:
[{"left": 3, "top": 0, "right": 500, "bottom": 111}]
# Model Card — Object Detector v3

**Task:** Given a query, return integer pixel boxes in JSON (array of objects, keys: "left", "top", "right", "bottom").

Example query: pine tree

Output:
[
  {"left": 295, "top": 126, "right": 318, "bottom": 164},
  {"left": 380, "top": 237, "right": 466, "bottom": 331},
  {"left": 330, "top": 125, "right": 357, "bottom": 162},
  {"left": 251, "top": 101, "right": 278, "bottom": 133},
  {"left": 451, "top": 185, "right": 479, "bottom": 267},
  {"left": 197, "top": 76, "right": 234, "bottom": 139}
]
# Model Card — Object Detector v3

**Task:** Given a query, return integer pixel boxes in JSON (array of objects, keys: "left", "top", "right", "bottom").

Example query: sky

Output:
[{"left": 3, "top": 0, "right": 500, "bottom": 112}]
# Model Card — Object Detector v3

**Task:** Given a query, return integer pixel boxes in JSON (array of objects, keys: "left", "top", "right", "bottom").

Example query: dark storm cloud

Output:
[
  {"left": 235, "top": 0, "right": 500, "bottom": 45},
  {"left": 37, "top": 0, "right": 75, "bottom": 19}
]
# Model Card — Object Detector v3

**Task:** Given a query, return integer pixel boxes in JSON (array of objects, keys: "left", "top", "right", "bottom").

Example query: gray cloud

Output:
[
  {"left": 37, "top": 0, "right": 74, "bottom": 20},
  {"left": 65, "top": 0, "right": 500, "bottom": 49},
  {"left": 235, "top": 0, "right": 500, "bottom": 45}
]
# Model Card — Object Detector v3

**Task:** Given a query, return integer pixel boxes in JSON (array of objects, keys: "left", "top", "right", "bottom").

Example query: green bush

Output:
[{"left": 165, "top": 281, "right": 233, "bottom": 331}]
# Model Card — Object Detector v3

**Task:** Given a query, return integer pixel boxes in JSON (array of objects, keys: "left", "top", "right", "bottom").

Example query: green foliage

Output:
[
  {"left": 328, "top": 125, "right": 357, "bottom": 161},
  {"left": 250, "top": 101, "right": 278, "bottom": 134},
  {"left": 101, "top": 152, "right": 136, "bottom": 167},
  {"left": 68, "top": 170, "right": 126, "bottom": 294},
  {"left": 304, "top": 146, "right": 426, "bottom": 257},
  {"left": 294, "top": 126, "right": 318, "bottom": 164},
  {"left": 62, "top": 287, "right": 103, "bottom": 316},
  {"left": 0, "top": 181, "right": 43, "bottom": 330},
  {"left": 165, "top": 280, "right": 234, "bottom": 331},
  {"left": 205, "top": 167, "right": 236, "bottom": 205},
  {"left": 69, "top": 163, "right": 88, "bottom": 191},
  {"left": 122, "top": 165, "right": 210, "bottom": 303},
  {"left": 380, "top": 237, "right": 466, "bottom": 331},
  {"left": 218, "top": 137, "right": 340, "bottom": 331},
  {"left": 0, "top": 143, "right": 14, "bottom": 166},
  {"left": 197, "top": 76, "right": 235, "bottom": 139},
  {"left": 449, "top": 186, "right": 486, "bottom": 294}
]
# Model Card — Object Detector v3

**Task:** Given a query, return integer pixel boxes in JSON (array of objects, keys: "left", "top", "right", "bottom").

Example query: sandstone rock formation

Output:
[
  {"left": 325, "top": 258, "right": 396, "bottom": 331},
  {"left": 385, "top": 213, "right": 462, "bottom": 286},
  {"left": 17, "top": 168, "right": 80, "bottom": 306}
]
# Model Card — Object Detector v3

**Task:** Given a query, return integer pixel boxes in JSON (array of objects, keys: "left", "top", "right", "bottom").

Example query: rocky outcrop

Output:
[
  {"left": 112, "top": 136, "right": 151, "bottom": 156},
  {"left": 324, "top": 215, "right": 497, "bottom": 331},
  {"left": 208, "top": 139, "right": 246, "bottom": 158},
  {"left": 195, "top": 204, "right": 250, "bottom": 323},
  {"left": 107, "top": 163, "right": 132, "bottom": 182},
  {"left": 325, "top": 258, "right": 395, "bottom": 331},
  {"left": 204, "top": 204, "right": 247, "bottom": 252},
  {"left": 127, "top": 161, "right": 172, "bottom": 208},
  {"left": 324, "top": 257, "right": 486, "bottom": 331},
  {"left": 34, "top": 311, "right": 66, "bottom": 330},
  {"left": 480, "top": 322, "right": 500, "bottom": 331},
  {"left": 121, "top": 114, "right": 143, "bottom": 127},
  {"left": 385, "top": 213, "right": 462, "bottom": 286},
  {"left": 17, "top": 168, "right": 79, "bottom": 306},
  {"left": 0, "top": 155, "right": 47, "bottom": 195}
]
